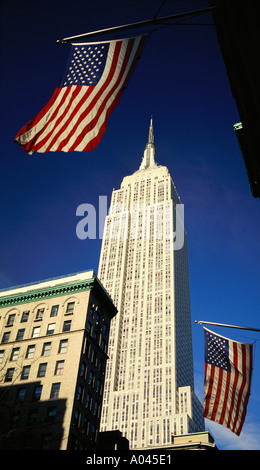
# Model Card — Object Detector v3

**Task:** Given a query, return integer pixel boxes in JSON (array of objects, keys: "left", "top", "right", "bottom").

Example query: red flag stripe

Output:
[
  {"left": 211, "top": 367, "right": 223, "bottom": 421},
  {"left": 33, "top": 86, "right": 87, "bottom": 153},
  {"left": 66, "top": 35, "right": 142, "bottom": 153},
  {"left": 218, "top": 368, "right": 231, "bottom": 425},
  {"left": 14, "top": 36, "right": 146, "bottom": 154},
  {"left": 15, "top": 86, "right": 71, "bottom": 151},
  {"left": 236, "top": 344, "right": 253, "bottom": 435},
  {"left": 203, "top": 363, "right": 215, "bottom": 418},
  {"left": 43, "top": 40, "right": 123, "bottom": 152},
  {"left": 61, "top": 39, "right": 131, "bottom": 152},
  {"left": 226, "top": 341, "right": 239, "bottom": 431},
  {"left": 81, "top": 34, "right": 146, "bottom": 152},
  {"left": 203, "top": 328, "right": 253, "bottom": 436}
]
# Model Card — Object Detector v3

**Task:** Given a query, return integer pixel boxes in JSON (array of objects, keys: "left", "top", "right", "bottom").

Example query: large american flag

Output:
[
  {"left": 204, "top": 327, "right": 253, "bottom": 435},
  {"left": 14, "top": 36, "right": 146, "bottom": 154}
]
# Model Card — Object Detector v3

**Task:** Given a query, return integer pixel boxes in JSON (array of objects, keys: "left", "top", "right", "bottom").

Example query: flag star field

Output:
[
  {"left": 61, "top": 44, "right": 109, "bottom": 87},
  {"left": 205, "top": 329, "right": 231, "bottom": 372}
]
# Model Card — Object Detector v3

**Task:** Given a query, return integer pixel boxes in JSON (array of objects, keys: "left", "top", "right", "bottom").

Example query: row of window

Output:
[
  {"left": 1, "top": 319, "right": 72, "bottom": 344},
  {"left": 0, "top": 338, "right": 68, "bottom": 366},
  {"left": 4, "top": 302, "right": 75, "bottom": 326},
  {"left": 5, "top": 359, "right": 65, "bottom": 383}
]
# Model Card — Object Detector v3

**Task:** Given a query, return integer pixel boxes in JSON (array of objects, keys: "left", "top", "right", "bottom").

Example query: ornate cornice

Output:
[{"left": 0, "top": 278, "right": 95, "bottom": 309}]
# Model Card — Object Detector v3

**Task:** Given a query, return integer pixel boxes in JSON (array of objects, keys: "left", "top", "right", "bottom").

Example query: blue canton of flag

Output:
[
  {"left": 204, "top": 329, "right": 231, "bottom": 372},
  {"left": 61, "top": 43, "right": 109, "bottom": 87}
]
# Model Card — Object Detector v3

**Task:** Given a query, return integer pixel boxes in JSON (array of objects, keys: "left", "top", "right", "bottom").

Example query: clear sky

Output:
[{"left": 1, "top": 0, "right": 260, "bottom": 450}]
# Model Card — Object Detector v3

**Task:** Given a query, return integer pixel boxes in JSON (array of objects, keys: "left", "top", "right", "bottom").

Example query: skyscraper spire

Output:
[
  {"left": 139, "top": 116, "right": 157, "bottom": 170},
  {"left": 148, "top": 115, "right": 154, "bottom": 144}
]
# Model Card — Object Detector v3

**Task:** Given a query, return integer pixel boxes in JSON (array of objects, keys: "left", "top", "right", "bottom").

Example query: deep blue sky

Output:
[{"left": 1, "top": 0, "right": 260, "bottom": 449}]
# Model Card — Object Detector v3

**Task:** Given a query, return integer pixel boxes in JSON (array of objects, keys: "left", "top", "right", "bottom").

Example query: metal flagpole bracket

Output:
[
  {"left": 195, "top": 320, "right": 260, "bottom": 333},
  {"left": 57, "top": 6, "right": 216, "bottom": 44}
]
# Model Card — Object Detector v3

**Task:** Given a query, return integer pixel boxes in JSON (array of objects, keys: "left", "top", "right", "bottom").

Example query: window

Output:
[
  {"left": 0, "top": 350, "right": 4, "bottom": 363},
  {"left": 86, "top": 322, "right": 92, "bottom": 335},
  {"left": 5, "top": 368, "right": 15, "bottom": 382},
  {"left": 32, "top": 326, "right": 40, "bottom": 338},
  {"left": 80, "top": 362, "right": 86, "bottom": 377},
  {"left": 50, "top": 305, "right": 59, "bottom": 317},
  {"left": 66, "top": 302, "right": 75, "bottom": 314},
  {"left": 82, "top": 416, "right": 89, "bottom": 434},
  {"left": 88, "top": 370, "right": 94, "bottom": 387},
  {"left": 16, "top": 388, "right": 26, "bottom": 401},
  {"left": 73, "top": 409, "right": 80, "bottom": 427},
  {"left": 42, "top": 342, "right": 51, "bottom": 356},
  {"left": 16, "top": 329, "right": 25, "bottom": 341},
  {"left": 96, "top": 379, "right": 102, "bottom": 395},
  {"left": 33, "top": 385, "right": 43, "bottom": 401},
  {"left": 46, "top": 323, "right": 55, "bottom": 335},
  {"left": 21, "top": 365, "right": 30, "bottom": 380},
  {"left": 2, "top": 332, "right": 10, "bottom": 343},
  {"left": 85, "top": 393, "right": 92, "bottom": 409},
  {"left": 10, "top": 347, "right": 20, "bottom": 361},
  {"left": 93, "top": 400, "right": 99, "bottom": 416},
  {"left": 58, "top": 339, "right": 68, "bottom": 354},
  {"left": 36, "top": 308, "right": 44, "bottom": 320},
  {"left": 46, "top": 407, "right": 57, "bottom": 423},
  {"left": 62, "top": 320, "right": 71, "bottom": 332},
  {"left": 21, "top": 311, "right": 29, "bottom": 323},
  {"left": 50, "top": 383, "right": 60, "bottom": 399},
  {"left": 54, "top": 360, "right": 64, "bottom": 375},
  {"left": 26, "top": 345, "right": 35, "bottom": 359},
  {"left": 7, "top": 314, "right": 15, "bottom": 326},
  {"left": 92, "top": 349, "right": 98, "bottom": 367},
  {"left": 37, "top": 363, "right": 47, "bottom": 377},
  {"left": 77, "top": 385, "right": 83, "bottom": 401},
  {"left": 42, "top": 433, "right": 52, "bottom": 450},
  {"left": 28, "top": 408, "right": 38, "bottom": 423}
]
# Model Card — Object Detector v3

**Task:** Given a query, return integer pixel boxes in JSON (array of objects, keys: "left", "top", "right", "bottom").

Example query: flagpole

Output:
[
  {"left": 195, "top": 320, "right": 260, "bottom": 333},
  {"left": 57, "top": 6, "right": 215, "bottom": 43}
]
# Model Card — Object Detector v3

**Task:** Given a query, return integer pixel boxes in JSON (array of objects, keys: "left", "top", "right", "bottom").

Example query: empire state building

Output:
[{"left": 98, "top": 118, "right": 205, "bottom": 449}]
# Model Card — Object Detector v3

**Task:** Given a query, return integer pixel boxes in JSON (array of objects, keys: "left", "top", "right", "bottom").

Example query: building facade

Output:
[
  {"left": 0, "top": 270, "right": 117, "bottom": 450},
  {"left": 98, "top": 119, "right": 205, "bottom": 449}
]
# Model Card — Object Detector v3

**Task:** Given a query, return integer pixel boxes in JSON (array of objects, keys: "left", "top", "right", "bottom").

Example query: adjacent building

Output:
[
  {"left": 0, "top": 270, "right": 117, "bottom": 449},
  {"left": 98, "top": 119, "right": 205, "bottom": 449}
]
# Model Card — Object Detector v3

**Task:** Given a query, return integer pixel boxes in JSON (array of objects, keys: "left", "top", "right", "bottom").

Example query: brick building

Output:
[{"left": 0, "top": 270, "right": 117, "bottom": 449}]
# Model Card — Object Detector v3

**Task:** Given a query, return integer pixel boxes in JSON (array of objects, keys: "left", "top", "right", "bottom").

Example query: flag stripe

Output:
[
  {"left": 45, "top": 40, "right": 123, "bottom": 152},
  {"left": 66, "top": 38, "right": 134, "bottom": 152},
  {"left": 218, "top": 367, "right": 231, "bottom": 425},
  {"left": 69, "top": 35, "right": 144, "bottom": 153},
  {"left": 33, "top": 86, "right": 85, "bottom": 153},
  {"left": 203, "top": 327, "right": 253, "bottom": 436},
  {"left": 236, "top": 344, "right": 252, "bottom": 435},
  {"left": 79, "top": 35, "right": 145, "bottom": 152},
  {"left": 14, "top": 36, "right": 146, "bottom": 155},
  {"left": 232, "top": 343, "right": 246, "bottom": 433},
  {"left": 211, "top": 367, "right": 223, "bottom": 421}
]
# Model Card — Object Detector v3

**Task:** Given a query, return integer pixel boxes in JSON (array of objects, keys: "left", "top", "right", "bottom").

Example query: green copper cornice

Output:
[{"left": 0, "top": 278, "right": 96, "bottom": 309}]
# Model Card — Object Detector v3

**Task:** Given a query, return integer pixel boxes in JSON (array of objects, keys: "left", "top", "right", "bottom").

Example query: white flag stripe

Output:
[
  {"left": 41, "top": 42, "right": 119, "bottom": 152},
  {"left": 204, "top": 328, "right": 253, "bottom": 435},
  {"left": 61, "top": 41, "right": 126, "bottom": 152},
  {"left": 73, "top": 37, "right": 142, "bottom": 152},
  {"left": 17, "top": 87, "right": 68, "bottom": 145},
  {"left": 15, "top": 36, "right": 146, "bottom": 154},
  {"left": 35, "top": 86, "right": 84, "bottom": 151},
  {"left": 16, "top": 41, "right": 118, "bottom": 148}
]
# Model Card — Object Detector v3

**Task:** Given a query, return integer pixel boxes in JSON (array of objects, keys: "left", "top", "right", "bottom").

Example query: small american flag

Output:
[
  {"left": 204, "top": 327, "right": 253, "bottom": 435},
  {"left": 14, "top": 36, "right": 146, "bottom": 154}
]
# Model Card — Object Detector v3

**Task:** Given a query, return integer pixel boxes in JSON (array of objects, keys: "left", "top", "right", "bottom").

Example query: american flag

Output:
[
  {"left": 14, "top": 36, "right": 146, "bottom": 154},
  {"left": 204, "top": 327, "right": 253, "bottom": 435}
]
